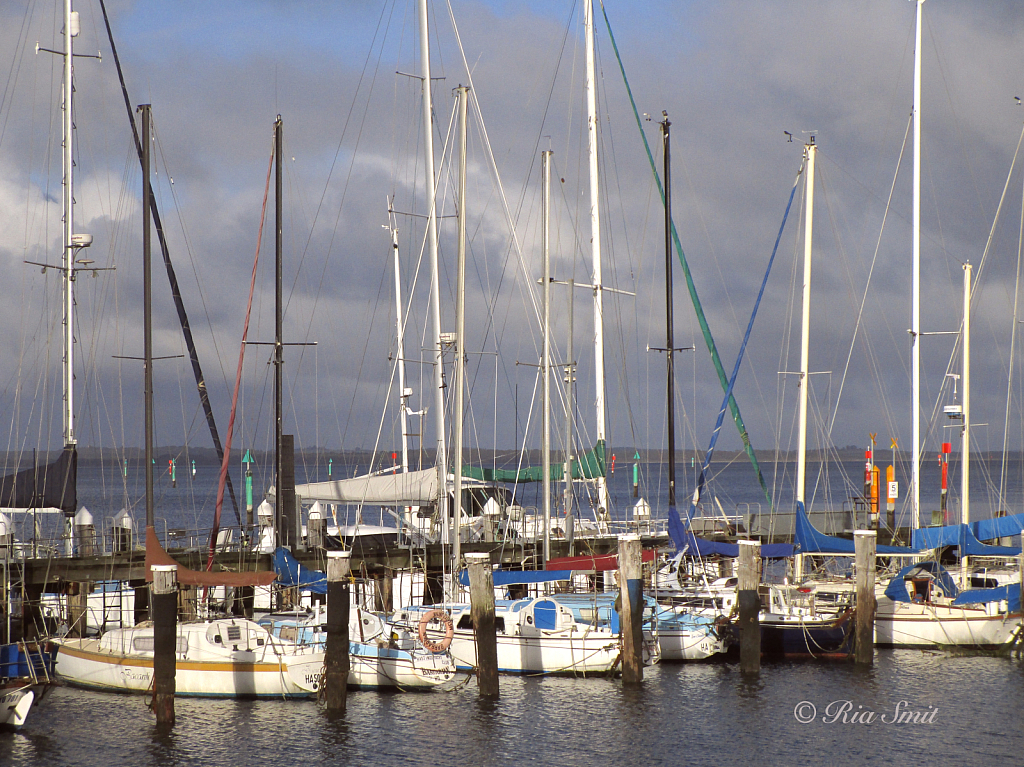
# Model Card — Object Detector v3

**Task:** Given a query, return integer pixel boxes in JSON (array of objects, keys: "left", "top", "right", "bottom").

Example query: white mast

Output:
[
  {"left": 797, "top": 140, "right": 816, "bottom": 510},
  {"left": 584, "top": 0, "right": 608, "bottom": 516},
  {"left": 62, "top": 0, "right": 78, "bottom": 448},
  {"left": 451, "top": 85, "right": 469, "bottom": 597},
  {"left": 542, "top": 149, "right": 552, "bottom": 564},
  {"left": 960, "top": 262, "right": 971, "bottom": 588},
  {"left": 389, "top": 205, "right": 410, "bottom": 473},
  {"left": 911, "top": 0, "right": 924, "bottom": 529},
  {"left": 792, "top": 139, "right": 816, "bottom": 585},
  {"left": 418, "top": 0, "right": 448, "bottom": 537}
]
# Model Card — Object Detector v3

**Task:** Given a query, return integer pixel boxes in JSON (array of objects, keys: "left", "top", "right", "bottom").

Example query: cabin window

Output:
[{"left": 133, "top": 636, "right": 187, "bottom": 654}]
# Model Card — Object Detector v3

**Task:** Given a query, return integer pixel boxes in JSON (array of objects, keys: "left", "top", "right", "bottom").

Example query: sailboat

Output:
[
  {"left": 873, "top": 264, "right": 1023, "bottom": 649},
  {"left": 0, "top": 0, "right": 97, "bottom": 725}
]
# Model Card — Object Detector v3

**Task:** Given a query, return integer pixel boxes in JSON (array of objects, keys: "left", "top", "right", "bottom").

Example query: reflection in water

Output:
[{"left": 5, "top": 652, "right": 1024, "bottom": 766}]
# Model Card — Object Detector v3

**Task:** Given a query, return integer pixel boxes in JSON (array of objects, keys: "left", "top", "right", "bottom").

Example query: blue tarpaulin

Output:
[
  {"left": 794, "top": 502, "right": 917, "bottom": 555},
  {"left": 273, "top": 547, "right": 327, "bottom": 594},
  {"left": 457, "top": 569, "right": 574, "bottom": 587},
  {"left": 973, "top": 512, "right": 1024, "bottom": 543},
  {"left": 668, "top": 505, "right": 794, "bottom": 558},
  {"left": 883, "top": 561, "right": 960, "bottom": 603},
  {"left": 952, "top": 583, "right": 1021, "bottom": 613},
  {"left": 912, "top": 524, "right": 1021, "bottom": 556}
]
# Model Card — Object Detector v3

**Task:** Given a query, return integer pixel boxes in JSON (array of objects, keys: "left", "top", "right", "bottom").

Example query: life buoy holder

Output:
[{"left": 418, "top": 609, "right": 454, "bottom": 653}]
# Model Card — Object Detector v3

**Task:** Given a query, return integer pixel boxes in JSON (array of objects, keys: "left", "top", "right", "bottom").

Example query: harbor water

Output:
[
  {"left": 4, "top": 454, "right": 1024, "bottom": 763},
  {"left": 5, "top": 651, "right": 1024, "bottom": 765}
]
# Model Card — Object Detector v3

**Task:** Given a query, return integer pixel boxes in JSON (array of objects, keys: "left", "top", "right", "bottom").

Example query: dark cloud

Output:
[{"left": 2, "top": 0, "right": 1023, "bottom": 490}]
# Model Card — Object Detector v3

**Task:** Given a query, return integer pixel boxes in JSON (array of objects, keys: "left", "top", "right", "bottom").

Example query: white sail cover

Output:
[{"left": 272, "top": 467, "right": 439, "bottom": 505}]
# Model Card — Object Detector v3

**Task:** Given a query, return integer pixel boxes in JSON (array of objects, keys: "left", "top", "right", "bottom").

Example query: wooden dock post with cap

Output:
[
  {"left": 617, "top": 533, "right": 643, "bottom": 684},
  {"left": 854, "top": 530, "right": 876, "bottom": 665},
  {"left": 324, "top": 551, "right": 351, "bottom": 713},
  {"left": 737, "top": 540, "right": 760, "bottom": 674},
  {"left": 466, "top": 552, "right": 499, "bottom": 697},
  {"left": 151, "top": 563, "right": 178, "bottom": 727}
]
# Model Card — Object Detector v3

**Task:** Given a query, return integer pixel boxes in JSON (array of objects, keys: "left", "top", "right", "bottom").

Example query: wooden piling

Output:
[
  {"left": 307, "top": 506, "right": 326, "bottom": 549},
  {"left": 466, "top": 552, "right": 499, "bottom": 697},
  {"left": 324, "top": 551, "right": 351, "bottom": 713},
  {"left": 423, "top": 567, "right": 444, "bottom": 605},
  {"left": 133, "top": 582, "right": 149, "bottom": 625},
  {"left": 234, "top": 585, "right": 254, "bottom": 620},
  {"left": 373, "top": 570, "right": 393, "bottom": 613},
  {"left": 854, "top": 530, "right": 876, "bottom": 665},
  {"left": 68, "top": 582, "right": 89, "bottom": 638},
  {"left": 151, "top": 563, "right": 177, "bottom": 728},
  {"left": 617, "top": 533, "right": 643, "bottom": 685},
  {"left": 737, "top": 540, "right": 760, "bottom": 674}
]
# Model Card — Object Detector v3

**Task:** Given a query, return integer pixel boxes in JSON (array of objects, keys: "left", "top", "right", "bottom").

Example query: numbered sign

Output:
[{"left": 888, "top": 480, "right": 899, "bottom": 499}]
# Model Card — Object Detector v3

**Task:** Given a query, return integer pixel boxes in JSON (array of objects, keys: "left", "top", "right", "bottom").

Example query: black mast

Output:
[
  {"left": 274, "top": 116, "right": 285, "bottom": 547},
  {"left": 662, "top": 113, "right": 676, "bottom": 507},
  {"left": 98, "top": 0, "right": 241, "bottom": 523},
  {"left": 141, "top": 104, "right": 154, "bottom": 528}
]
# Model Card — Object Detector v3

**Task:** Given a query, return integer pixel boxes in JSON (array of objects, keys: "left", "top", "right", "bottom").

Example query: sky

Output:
[{"left": 3, "top": 0, "right": 1024, "bottom": 490}]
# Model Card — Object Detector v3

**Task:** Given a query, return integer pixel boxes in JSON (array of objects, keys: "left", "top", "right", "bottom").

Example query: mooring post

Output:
[
  {"left": 307, "top": 505, "right": 326, "bottom": 549},
  {"left": 1019, "top": 539, "right": 1024, "bottom": 654},
  {"left": 68, "top": 582, "right": 89, "bottom": 638},
  {"left": 854, "top": 530, "right": 876, "bottom": 665},
  {"left": 151, "top": 563, "right": 177, "bottom": 727},
  {"left": 466, "top": 552, "right": 499, "bottom": 697},
  {"left": 617, "top": 533, "right": 644, "bottom": 684},
  {"left": 325, "top": 550, "right": 351, "bottom": 713},
  {"left": 133, "top": 582, "right": 149, "bottom": 625},
  {"left": 373, "top": 570, "right": 394, "bottom": 613},
  {"left": 737, "top": 540, "right": 761, "bottom": 674}
]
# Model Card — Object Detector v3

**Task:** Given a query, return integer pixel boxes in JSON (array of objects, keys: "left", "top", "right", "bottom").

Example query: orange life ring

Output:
[{"left": 417, "top": 609, "right": 454, "bottom": 653}]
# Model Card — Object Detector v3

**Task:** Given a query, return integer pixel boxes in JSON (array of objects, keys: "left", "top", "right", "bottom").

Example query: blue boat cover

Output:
[
  {"left": 795, "top": 502, "right": 917, "bottom": 555},
  {"left": 951, "top": 583, "right": 1021, "bottom": 613},
  {"left": 668, "top": 505, "right": 793, "bottom": 558},
  {"left": 273, "top": 547, "right": 327, "bottom": 594},
  {"left": 911, "top": 524, "right": 1021, "bottom": 556},
  {"left": 457, "top": 569, "right": 574, "bottom": 587},
  {"left": 883, "top": 561, "right": 960, "bottom": 603},
  {"left": 973, "top": 512, "right": 1024, "bottom": 543}
]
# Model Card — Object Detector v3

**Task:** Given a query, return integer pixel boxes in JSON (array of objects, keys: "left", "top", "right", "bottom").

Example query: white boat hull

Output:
[
  {"left": 55, "top": 620, "right": 320, "bottom": 698},
  {"left": 657, "top": 628, "right": 728, "bottom": 661},
  {"left": 285, "top": 646, "right": 455, "bottom": 690},
  {"left": 56, "top": 640, "right": 314, "bottom": 698},
  {"left": 875, "top": 598, "right": 1022, "bottom": 649},
  {"left": 428, "top": 628, "right": 655, "bottom": 675},
  {"left": 0, "top": 685, "right": 35, "bottom": 728}
]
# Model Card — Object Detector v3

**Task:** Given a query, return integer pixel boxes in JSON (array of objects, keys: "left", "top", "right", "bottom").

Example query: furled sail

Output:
[
  {"left": 282, "top": 466, "right": 439, "bottom": 506},
  {"left": 0, "top": 445, "right": 77, "bottom": 514}
]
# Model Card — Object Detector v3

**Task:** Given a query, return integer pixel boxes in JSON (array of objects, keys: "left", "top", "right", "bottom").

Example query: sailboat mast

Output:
[
  {"left": 389, "top": 207, "right": 410, "bottom": 473},
  {"left": 451, "top": 85, "right": 469, "bottom": 596},
  {"left": 275, "top": 116, "right": 284, "bottom": 547},
  {"left": 662, "top": 114, "right": 676, "bottom": 507},
  {"left": 797, "top": 139, "right": 816, "bottom": 510},
  {"left": 565, "top": 281, "right": 575, "bottom": 544},
  {"left": 911, "top": 0, "right": 924, "bottom": 529},
  {"left": 961, "top": 262, "right": 971, "bottom": 587},
  {"left": 418, "top": 0, "right": 448, "bottom": 537},
  {"left": 542, "top": 149, "right": 552, "bottom": 563},
  {"left": 62, "top": 0, "right": 77, "bottom": 448},
  {"left": 142, "top": 104, "right": 154, "bottom": 528},
  {"left": 584, "top": 0, "right": 608, "bottom": 516}
]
